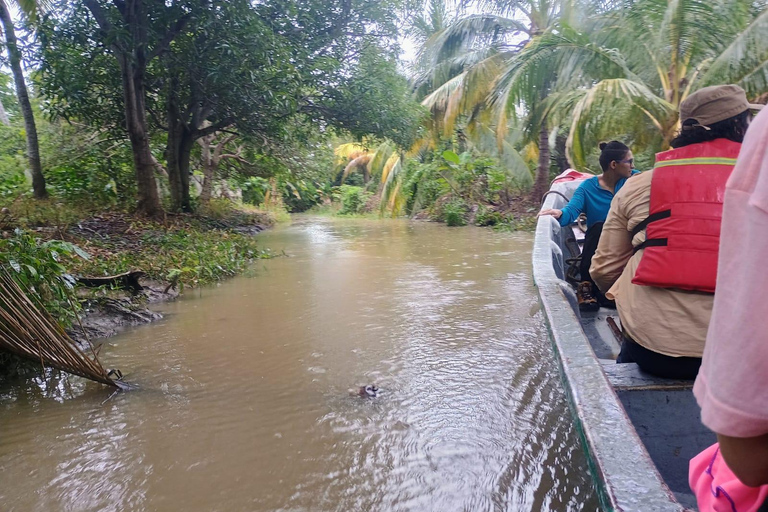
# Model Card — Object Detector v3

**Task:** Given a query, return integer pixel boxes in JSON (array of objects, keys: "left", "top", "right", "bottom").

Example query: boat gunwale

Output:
[{"left": 532, "top": 182, "right": 688, "bottom": 512}]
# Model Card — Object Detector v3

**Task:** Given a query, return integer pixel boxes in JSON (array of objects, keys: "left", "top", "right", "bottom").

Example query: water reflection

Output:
[{"left": 0, "top": 218, "right": 598, "bottom": 511}]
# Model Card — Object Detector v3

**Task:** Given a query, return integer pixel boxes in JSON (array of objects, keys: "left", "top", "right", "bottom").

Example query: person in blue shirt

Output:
[{"left": 539, "top": 141, "right": 639, "bottom": 310}]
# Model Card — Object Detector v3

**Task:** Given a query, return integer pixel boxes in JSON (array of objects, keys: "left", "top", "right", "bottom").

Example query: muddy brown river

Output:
[{"left": 0, "top": 218, "right": 598, "bottom": 512}]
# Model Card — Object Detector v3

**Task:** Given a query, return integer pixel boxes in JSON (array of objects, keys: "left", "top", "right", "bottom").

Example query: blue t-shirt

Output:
[{"left": 558, "top": 170, "right": 640, "bottom": 227}]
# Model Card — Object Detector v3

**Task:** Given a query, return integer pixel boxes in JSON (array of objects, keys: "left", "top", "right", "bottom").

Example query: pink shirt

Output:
[{"left": 694, "top": 107, "right": 768, "bottom": 438}]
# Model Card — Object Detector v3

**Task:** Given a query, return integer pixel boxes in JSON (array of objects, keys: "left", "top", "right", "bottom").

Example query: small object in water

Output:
[
  {"left": 107, "top": 368, "right": 123, "bottom": 381},
  {"left": 350, "top": 384, "right": 379, "bottom": 398}
]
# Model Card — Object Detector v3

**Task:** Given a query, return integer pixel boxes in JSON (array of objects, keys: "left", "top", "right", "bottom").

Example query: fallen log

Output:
[{"left": 77, "top": 271, "right": 145, "bottom": 293}]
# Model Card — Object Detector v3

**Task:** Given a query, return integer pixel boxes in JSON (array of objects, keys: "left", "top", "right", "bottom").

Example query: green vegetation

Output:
[
  {"left": 0, "top": 0, "right": 764, "bottom": 333},
  {"left": 338, "top": 186, "right": 372, "bottom": 215},
  {"left": 413, "top": 0, "right": 768, "bottom": 199},
  {"left": 0, "top": 201, "right": 273, "bottom": 327}
]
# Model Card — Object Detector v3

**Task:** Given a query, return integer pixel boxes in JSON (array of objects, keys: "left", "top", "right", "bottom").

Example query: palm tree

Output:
[
  {"left": 414, "top": 0, "right": 578, "bottom": 200},
  {"left": 0, "top": 0, "right": 47, "bottom": 198},
  {"left": 499, "top": 0, "right": 768, "bottom": 168}
]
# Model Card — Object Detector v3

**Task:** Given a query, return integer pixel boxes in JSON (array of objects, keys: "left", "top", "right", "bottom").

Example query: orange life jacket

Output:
[{"left": 631, "top": 139, "right": 741, "bottom": 293}]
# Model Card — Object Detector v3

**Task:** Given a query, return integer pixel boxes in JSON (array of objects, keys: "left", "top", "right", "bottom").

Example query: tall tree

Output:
[
  {"left": 80, "top": 0, "right": 193, "bottom": 217},
  {"left": 160, "top": 0, "right": 299, "bottom": 211},
  {"left": 414, "top": 0, "right": 576, "bottom": 199},
  {"left": 505, "top": 0, "right": 768, "bottom": 168},
  {"left": 40, "top": 0, "right": 422, "bottom": 212},
  {"left": 0, "top": 0, "right": 46, "bottom": 197}
]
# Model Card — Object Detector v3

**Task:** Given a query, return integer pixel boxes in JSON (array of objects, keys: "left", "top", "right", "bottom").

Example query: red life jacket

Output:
[{"left": 631, "top": 139, "right": 741, "bottom": 293}]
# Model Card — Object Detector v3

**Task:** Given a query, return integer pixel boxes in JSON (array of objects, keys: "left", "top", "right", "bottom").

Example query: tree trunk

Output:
[
  {"left": 199, "top": 134, "right": 214, "bottom": 203},
  {"left": 119, "top": 56, "right": 162, "bottom": 217},
  {"left": 0, "top": 0, "right": 46, "bottom": 198},
  {"left": 0, "top": 96, "right": 9, "bottom": 126},
  {"left": 85, "top": 0, "right": 163, "bottom": 218},
  {"left": 532, "top": 121, "right": 551, "bottom": 202},
  {"left": 166, "top": 111, "right": 184, "bottom": 211},
  {"left": 166, "top": 113, "right": 194, "bottom": 212}
]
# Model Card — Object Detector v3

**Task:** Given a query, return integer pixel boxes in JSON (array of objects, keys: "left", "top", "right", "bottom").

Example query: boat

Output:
[{"left": 532, "top": 175, "right": 715, "bottom": 511}]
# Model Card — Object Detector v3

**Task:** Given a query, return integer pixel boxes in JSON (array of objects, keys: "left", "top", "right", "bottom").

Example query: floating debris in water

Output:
[{"left": 349, "top": 384, "right": 379, "bottom": 398}]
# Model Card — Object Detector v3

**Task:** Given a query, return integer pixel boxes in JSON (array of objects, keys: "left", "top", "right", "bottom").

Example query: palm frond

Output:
[
  {"left": 419, "top": 14, "right": 528, "bottom": 71},
  {"left": 698, "top": 8, "right": 768, "bottom": 98},
  {"left": 368, "top": 142, "right": 396, "bottom": 181},
  {"left": 13, "top": 0, "right": 52, "bottom": 21},
  {"left": 380, "top": 155, "right": 404, "bottom": 216},
  {"left": 421, "top": 53, "right": 504, "bottom": 135},
  {"left": 380, "top": 153, "right": 401, "bottom": 185},
  {"left": 489, "top": 26, "right": 638, "bottom": 118},
  {"left": 411, "top": 46, "right": 499, "bottom": 98},
  {"left": 334, "top": 142, "right": 367, "bottom": 163},
  {"left": 566, "top": 78, "right": 674, "bottom": 169},
  {"left": 342, "top": 154, "right": 372, "bottom": 182}
]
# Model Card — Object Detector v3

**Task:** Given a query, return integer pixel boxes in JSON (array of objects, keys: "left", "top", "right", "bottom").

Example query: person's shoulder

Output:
[
  {"left": 615, "top": 169, "right": 653, "bottom": 204},
  {"left": 623, "top": 169, "right": 653, "bottom": 190},
  {"left": 576, "top": 175, "right": 599, "bottom": 191}
]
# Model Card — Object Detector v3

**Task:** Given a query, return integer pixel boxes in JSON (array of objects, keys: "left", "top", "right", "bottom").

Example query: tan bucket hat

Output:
[{"left": 680, "top": 84, "right": 764, "bottom": 127}]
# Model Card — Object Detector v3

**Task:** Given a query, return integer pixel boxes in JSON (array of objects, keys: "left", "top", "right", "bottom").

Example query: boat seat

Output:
[{"left": 600, "top": 360, "right": 694, "bottom": 391}]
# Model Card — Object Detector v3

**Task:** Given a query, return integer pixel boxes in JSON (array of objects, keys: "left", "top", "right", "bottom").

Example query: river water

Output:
[{"left": 0, "top": 217, "right": 598, "bottom": 512}]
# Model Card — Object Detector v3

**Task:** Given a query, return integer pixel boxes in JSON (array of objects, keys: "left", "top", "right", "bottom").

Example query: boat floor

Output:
[{"left": 580, "top": 305, "right": 713, "bottom": 510}]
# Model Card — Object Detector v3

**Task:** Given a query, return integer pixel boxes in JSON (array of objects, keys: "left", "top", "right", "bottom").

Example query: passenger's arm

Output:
[
  {"left": 557, "top": 186, "right": 586, "bottom": 226},
  {"left": 717, "top": 433, "right": 768, "bottom": 487},
  {"left": 589, "top": 194, "right": 633, "bottom": 292}
]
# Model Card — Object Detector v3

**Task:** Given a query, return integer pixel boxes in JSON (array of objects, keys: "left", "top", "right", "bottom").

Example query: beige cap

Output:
[{"left": 680, "top": 84, "right": 763, "bottom": 127}]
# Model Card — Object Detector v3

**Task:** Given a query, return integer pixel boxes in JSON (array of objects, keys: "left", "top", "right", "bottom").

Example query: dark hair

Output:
[
  {"left": 670, "top": 110, "right": 751, "bottom": 148},
  {"left": 598, "top": 140, "right": 630, "bottom": 172}
]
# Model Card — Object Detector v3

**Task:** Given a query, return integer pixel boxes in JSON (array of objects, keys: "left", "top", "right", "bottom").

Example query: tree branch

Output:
[
  {"left": 192, "top": 118, "right": 235, "bottom": 139},
  {"left": 147, "top": 106, "right": 169, "bottom": 130},
  {"left": 85, "top": 0, "right": 113, "bottom": 32},
  {"left": 148, "top": 13, "right": 192, "bottom": 62}
]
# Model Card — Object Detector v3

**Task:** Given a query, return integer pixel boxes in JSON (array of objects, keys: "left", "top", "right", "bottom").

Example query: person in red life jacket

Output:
[
  {"left": 590, "top": 84, "right": 761, "bottom": 379},
  {"left": 538, "top": 141, "right": 639, "bottom": 311}
]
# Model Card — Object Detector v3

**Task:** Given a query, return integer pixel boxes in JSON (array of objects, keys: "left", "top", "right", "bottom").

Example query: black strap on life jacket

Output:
[
  {"left": 631, "top": 209, "right": 672, "bottom": 254},
  {"left": 632, "top": 238, "right": 668, "bottom": 254},
  {"left": 631, "top": 209, "right": 671, "bottom": 237}
]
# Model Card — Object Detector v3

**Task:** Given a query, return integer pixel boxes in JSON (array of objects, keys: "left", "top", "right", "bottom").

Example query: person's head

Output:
[
  {"left": 598, "top": 140, "right": 633, "bottom": 178},
  {"left": 671, "top": 84, "right": 763, "bottom": 148}
]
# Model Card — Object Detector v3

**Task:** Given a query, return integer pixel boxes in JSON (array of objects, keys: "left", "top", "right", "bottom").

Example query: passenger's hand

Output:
[{"left": 538, "top": 208, "right": 562, "bottom": 219}]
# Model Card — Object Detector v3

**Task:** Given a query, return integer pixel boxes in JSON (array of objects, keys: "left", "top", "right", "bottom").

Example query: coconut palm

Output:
[
  {"left": 498, "top": 0, "right": 768, "bottom": 168},
  {"left": 414, "top": 0, "right": 579, "bottom": 200},
  {"left": 0, "top": 0, "right": 47, "bottom": 198}
]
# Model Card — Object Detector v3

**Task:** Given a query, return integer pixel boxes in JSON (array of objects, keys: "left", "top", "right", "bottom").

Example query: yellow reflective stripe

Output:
[{"left": 655, "top": 157, "right": 737, "bottom": 168}]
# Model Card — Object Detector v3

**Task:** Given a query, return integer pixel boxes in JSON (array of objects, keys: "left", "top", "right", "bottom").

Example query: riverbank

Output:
[
  {"left": 0, "top": 199, "right": 277, "bottom": 350},
  {"left": 310, "top": 194, "right": 539, "bottom": 231}
]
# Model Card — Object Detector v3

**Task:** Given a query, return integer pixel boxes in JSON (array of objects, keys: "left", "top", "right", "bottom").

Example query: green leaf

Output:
[
  {"left": 442, "top": 150, "right": 460, "bottom": 164},
  {"left": 73, "top": 245, "right": 91, "bottom": 261}
]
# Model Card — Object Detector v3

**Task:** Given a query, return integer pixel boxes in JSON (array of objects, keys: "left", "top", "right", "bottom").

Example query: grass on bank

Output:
[{"left": 0, "top": 198, "right": 277, "bottom": 328}]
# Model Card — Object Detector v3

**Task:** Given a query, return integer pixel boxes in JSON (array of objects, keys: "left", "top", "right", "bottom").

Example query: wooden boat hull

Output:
[{"left": 533, "top": 180, "right": 712, "bottom": 511}]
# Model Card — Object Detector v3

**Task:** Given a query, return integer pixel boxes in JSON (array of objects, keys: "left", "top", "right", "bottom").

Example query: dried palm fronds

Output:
[{"left": 0, "top": 267, "right": 118, "bottom": 388}]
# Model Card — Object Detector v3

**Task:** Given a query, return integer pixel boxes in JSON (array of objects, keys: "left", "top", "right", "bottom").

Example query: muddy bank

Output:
[
  {"left": 57, "top": 212, "right": 273, "bottom": 347},
  {"left": 67, "top": 280, "right": 179, "bottom": 346}
]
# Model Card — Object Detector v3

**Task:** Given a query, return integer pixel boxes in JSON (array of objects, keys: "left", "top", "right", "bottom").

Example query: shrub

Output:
[
  {"left": 0, "top": 230, "right": 89, "bottom": 327},
  {"left": 443, "top": 199, "right": 467, "bottom": 227},
  {"left": 338, "top": 185, "right": 370, "bottom": 215},
  {"left": 475, "top": 205, "right": 505, "bottom": 226}
]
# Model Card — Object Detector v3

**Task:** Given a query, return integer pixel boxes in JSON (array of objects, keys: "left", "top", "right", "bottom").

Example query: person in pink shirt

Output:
[{"left": 690, "top": 105, "right": 768, "bottom": 510}]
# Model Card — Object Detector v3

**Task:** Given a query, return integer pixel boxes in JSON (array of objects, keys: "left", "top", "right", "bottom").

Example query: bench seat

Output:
[{"left": 600, "top": 360, "right": 694, "bottom": 391}]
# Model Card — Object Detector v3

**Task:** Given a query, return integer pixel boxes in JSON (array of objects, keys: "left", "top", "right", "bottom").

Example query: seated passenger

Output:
[
  {"left": 590, "top": 84, "right": 756, "bottom": 379},
  {"left": 539, "top": 141, "right": 638, "bottom": 311},
  {"left": 689, "top": 96, "right": 768, "bottom": 512}
]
